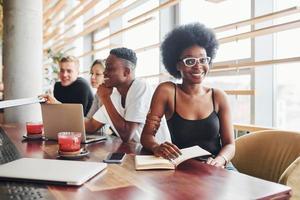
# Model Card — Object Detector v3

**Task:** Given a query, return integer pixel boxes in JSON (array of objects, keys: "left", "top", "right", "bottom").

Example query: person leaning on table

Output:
[
  {"left": 140, "top": 23, "right": 236, "bottom": 170},
  {"left": 85, "top": 47, "right": 170, "bottom": 143}
]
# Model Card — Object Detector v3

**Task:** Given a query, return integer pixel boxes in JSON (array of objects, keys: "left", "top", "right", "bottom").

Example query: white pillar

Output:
[{"left": 3, "top": 0, "right": 43, "bottom": 123}]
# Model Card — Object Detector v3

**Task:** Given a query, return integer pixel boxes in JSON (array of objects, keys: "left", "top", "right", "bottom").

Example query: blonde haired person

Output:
[{"left": 54, "top": 56, "right": 93, "bottom": 116}]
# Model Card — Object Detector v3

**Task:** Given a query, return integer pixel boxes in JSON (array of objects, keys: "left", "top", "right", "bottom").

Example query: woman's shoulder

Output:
[
  {"left": 150, "top": 81, "right": 175, "bottom": 99},
  {"left": 150, "top": 81, "right": 175, "bottom": 104},
  {"left": 157, "top": 81, "right": 175, "bottom": 89},
  {"left": 211, "top": 87, "right": 227, "bottom": 98},
  {"left": 211, "top": 87, "right": 229, "bottom": 107},
  {"left": 155, "top": 81, "right": 176, "bottom": 93}
]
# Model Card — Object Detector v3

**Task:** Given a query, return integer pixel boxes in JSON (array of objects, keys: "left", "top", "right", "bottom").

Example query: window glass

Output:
[
  {"left": 275, "top": 64, "right": 300, "bottom": 130},
  {"left": 122, "top": 0, "right": 159, "bottom": 78},
  {"left": 135, "top": 48, "right": 160, "bottom": 79},
  {"left": 180, "top": 0, "right": 251, "bottom": 62},
  {"left": 274, "top": 0, "right": 300, "bottom": 131},
  {"left": 93, "top": 27, "right": 110, "bottom": 60},
  {"left": 205, "top": 75, "right": 251, "bottom": 124},
  {"left": 92, "top": 0, "right": 110, "bottom": 60}
]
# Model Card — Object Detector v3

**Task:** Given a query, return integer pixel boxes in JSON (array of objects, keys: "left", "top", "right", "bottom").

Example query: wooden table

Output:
[{"left": 1, "top": 124, "right": 291, "bottom": 200}]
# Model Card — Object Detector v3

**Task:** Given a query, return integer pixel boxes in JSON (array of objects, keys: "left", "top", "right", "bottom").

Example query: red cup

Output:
[
  {"left": 26, "top": 122, "right": 43, "bottom": 135},
  {"left": 58, "top": 132, "right": 82, "bottom": 152}
]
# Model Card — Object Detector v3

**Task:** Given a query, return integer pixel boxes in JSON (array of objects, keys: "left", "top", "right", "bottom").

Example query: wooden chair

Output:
[{"left": 232, "top": 130, "right": 300, "bottom": 199}]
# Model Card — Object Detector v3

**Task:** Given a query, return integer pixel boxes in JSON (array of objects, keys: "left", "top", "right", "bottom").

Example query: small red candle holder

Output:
[
  {"left": 26, "top": 122, "right": 43, "bottom": 135},
  {"left": 58, "top": 132, "right": 82, "bottom": 153}
]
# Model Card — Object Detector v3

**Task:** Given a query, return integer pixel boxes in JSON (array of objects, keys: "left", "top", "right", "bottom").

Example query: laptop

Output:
[
  {"left": 41, "top": 103, "right": 107, "bottom": 144},
  {"left": 0, "top": 158, "right": 107, "bottom": 186}
]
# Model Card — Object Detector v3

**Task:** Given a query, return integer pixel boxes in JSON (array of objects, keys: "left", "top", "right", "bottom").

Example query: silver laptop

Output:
[
  {"left": 0, "top": 158, "right": 107, "bottom": 186},
  {"left": 41, "top": 103, "right": 107, "bottom": 144}
]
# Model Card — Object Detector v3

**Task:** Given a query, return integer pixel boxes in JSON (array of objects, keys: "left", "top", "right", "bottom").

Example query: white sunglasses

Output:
[{"left": 180, "top": 57, "right": 211, "bottom": 67}]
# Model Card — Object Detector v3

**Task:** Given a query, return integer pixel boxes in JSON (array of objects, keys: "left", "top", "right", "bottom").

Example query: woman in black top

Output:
[{"left": 141, "top": 23, "right": 235, "bottom": 168}]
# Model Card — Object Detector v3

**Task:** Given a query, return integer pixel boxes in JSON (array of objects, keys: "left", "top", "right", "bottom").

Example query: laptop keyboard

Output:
[
  {"left": 0, "top": 182, "right": 54, "bottom": 200},
  {"left": 0, "top": 128, "right": 55, "bottom": 200},
  {"left": 0, "top": 128, "right": 21, "bottom": 164}
]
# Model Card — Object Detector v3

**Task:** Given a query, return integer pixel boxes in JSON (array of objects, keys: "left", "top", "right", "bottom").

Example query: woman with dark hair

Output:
[
  {"left": 141, "top": 23, "right": 235, "bottom": 169},
  {"left": 86, "top": 59, "right": 106, "bottom": 119}
]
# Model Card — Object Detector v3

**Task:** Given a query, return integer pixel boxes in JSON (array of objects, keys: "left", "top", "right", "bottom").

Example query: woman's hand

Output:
[
  {"left": 152, "top": 142, "right": 182, "bottom": 160},
  {"left": 206, "top": 155, "right": 226, "bottom": 167},
  {"left": 39, "top": 94, "right": 60, "bottom": 104}
]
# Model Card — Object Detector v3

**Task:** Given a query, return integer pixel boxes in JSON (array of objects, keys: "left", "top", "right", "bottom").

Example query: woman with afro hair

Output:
[{"left": 141, "top": 23, "right": 236, "bottom": 169}]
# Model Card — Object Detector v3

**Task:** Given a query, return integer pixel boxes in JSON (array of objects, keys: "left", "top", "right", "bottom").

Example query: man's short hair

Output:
[
  {"left": 59, "top": 56, "right": 79, "bottom": 67},
  {"left": 110, "top": 47, "right": 137, "bottom": 66}
]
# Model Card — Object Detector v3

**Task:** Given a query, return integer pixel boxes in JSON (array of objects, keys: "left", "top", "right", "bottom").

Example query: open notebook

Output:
[
  {"left": 135, "top": 146, "right": 211, "bottom": 170},
  {"left": 41, "top": 103, "right": 107, "bottom": 144},
  {"left": 0, "top": 158, "right": 107, "bottom": 186}
]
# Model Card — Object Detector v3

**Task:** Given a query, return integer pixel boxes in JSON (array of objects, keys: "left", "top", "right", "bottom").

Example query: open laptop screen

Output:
[{"left": 41, "top": 103, "right": 106, "bottom": 143}]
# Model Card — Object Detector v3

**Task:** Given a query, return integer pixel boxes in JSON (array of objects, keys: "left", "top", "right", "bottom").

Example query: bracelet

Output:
[{"left": 219, "top": 154, "right": 229, "bottom": 165}]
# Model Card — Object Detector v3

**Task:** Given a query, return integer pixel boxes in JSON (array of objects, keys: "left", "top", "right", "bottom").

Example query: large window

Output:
[
  {"left": 180, "top": 0, "right": 252, "bottom": 62},
  {"left": 274, "top": 0, "right": 300, "bottom": 131},
  {"left": 92, "top": 0, "right": 110, "bottom": 60},
  {"left": 122, "top": 0, "right": 160, "bottom": 78},
  {"left": 93, "top": 27, "right": 110, "bottom": 60},
  {"left": 205, "top": 74, "right": 251, "bottom": 124},
  {"left": 180, "top": 0, "right": 252, "bottom": 124}
]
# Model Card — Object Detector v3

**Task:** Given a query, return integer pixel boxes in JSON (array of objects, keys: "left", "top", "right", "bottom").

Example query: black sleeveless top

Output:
[{"left": 167, "top": 84, "right": 222, "bottom": 155}]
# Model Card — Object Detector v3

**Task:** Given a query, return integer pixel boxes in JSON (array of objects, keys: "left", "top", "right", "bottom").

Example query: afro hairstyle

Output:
[{"left": 160, "top": 23, "right": 218, "bottom": 78}]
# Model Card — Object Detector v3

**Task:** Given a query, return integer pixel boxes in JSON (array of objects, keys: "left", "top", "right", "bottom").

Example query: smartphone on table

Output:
[{"left": 103, "top": 152, "right": 126, "bottom": 164}]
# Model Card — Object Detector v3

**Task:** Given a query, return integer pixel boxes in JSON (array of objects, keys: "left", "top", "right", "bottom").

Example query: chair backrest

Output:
[
  {"left": 279, "top": 156, "right": 300, "bottom": 200},
  {"left": 232, "top": 130, "right": 300, "bottom": 182}
]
